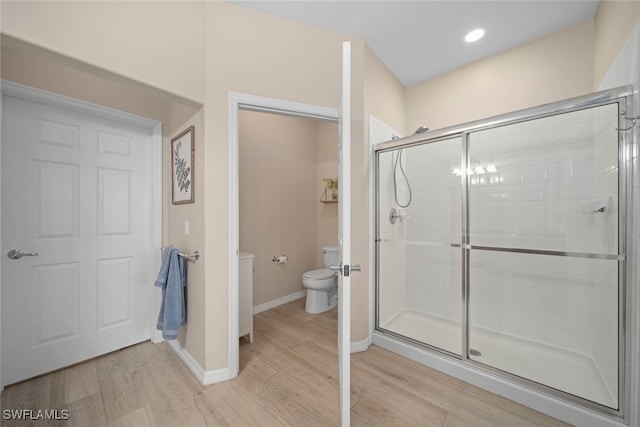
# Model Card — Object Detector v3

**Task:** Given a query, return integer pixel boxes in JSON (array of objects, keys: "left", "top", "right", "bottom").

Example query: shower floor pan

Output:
[{"left": 380, "top": 308, "right": 617, "bottom": 409}]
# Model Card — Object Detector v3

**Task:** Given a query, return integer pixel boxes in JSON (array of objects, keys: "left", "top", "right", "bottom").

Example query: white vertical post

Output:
[{"left": 338, "top": 41, "right": 351, "bottom": 427}]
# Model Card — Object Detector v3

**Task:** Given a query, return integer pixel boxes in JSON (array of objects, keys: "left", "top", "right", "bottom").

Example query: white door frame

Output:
[
  {"left": 338, "top": 41, "right": 351, "bottom": 426},
  {"left": 0, "top": 80, "right": 163, "bottom": 388},
  {"left": 227, "top": 92, "right": 338, "bottom": 378}
]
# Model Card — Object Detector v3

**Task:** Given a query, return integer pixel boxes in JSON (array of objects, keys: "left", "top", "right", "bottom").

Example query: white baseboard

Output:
[
  {"left": 253, "top": 290, "right": 306, "bottom": 315},
  {"left": 166, "top": 340, "right": 231, "bottom": 385},
  {"left": 351, "top": 336, "right": 371, "bottom": 353}
]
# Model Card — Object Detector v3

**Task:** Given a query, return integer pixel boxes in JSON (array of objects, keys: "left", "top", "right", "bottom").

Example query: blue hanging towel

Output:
[{"left": 155, "top": 246, "right": 186, "bottom": 340}]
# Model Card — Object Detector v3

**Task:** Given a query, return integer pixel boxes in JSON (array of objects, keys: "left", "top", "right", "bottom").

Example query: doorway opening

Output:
[
  {"left": 228, "top": 93, "right": 339, "bottom": 378},
  {"left": 239, "top": 109, "right": 339, "bottom": 322}
]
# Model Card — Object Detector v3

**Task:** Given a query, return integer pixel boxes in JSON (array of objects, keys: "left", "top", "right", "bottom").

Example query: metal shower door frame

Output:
[{"left": 373, "top": 85, "right": 634, "bottom": 422}]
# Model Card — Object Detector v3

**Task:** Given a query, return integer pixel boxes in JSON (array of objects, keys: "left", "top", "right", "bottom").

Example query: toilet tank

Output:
[{"left": 322, "top": 245, "right": 339, "bottom": 268}]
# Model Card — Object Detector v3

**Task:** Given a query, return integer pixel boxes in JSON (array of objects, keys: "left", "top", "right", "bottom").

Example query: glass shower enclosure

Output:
[{"left": 375, "top": 87, "right": 631, "bottom": 419}]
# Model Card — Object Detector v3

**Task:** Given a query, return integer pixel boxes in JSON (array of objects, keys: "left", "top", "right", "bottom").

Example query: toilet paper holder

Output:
[{"left": 272, "top": 255, "right": 288, "bottom": 265}]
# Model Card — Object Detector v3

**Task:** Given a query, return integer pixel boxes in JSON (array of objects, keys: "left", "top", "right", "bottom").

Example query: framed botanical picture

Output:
[{"left": 171, "top": 126, "right": 195, "bottom": 204}]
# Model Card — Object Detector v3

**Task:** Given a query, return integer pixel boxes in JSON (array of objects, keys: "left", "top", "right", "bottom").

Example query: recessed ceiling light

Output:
[{"left": 465, "top": 28, "right": 486, "bottom": 43}]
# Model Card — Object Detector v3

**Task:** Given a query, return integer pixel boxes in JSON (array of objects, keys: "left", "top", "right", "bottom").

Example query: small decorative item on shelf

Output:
[{"left": 320, "top": 177, "right": 338, "bottom": 203}]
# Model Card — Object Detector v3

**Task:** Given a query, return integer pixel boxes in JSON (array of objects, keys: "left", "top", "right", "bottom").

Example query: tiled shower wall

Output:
[
  {"left": 398, "top": 104, "right": 622, "bottom": 396},
  {"left": 597, "top": 22, "right": 639, "bottom": 423},
  {"left": 404, "top": 139, "right": 462, "bottom": 322},
  {"left": 469, "top": 106, "right": 618, "bottom": 254},
  {"left": 468, "top": 106, "right": 618, "bottom": 351},
  {"left": 377, "top": 152, "right": 407, "bottom": 325}
]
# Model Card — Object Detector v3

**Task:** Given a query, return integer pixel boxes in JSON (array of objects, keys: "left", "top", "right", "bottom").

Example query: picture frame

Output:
[{"left": 171, "top": 126, "right": 195, "bottom": 205}]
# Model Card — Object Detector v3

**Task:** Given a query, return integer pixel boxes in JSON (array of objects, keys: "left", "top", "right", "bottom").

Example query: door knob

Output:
[
  {"left": 330, "top": 263, "right": 361, "bottom": 277},
  {"left": 7, "top": 249, "right": 39, "bottom": 260}
]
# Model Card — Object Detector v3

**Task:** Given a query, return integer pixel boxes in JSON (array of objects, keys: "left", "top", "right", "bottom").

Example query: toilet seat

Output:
[{"left": 302, "top": 268, "right": 335, "bottom": 280}]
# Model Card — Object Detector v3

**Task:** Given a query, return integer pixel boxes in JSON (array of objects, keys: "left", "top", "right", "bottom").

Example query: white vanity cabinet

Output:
[{"left": 239, "top": 252, "right": 254, "bottom": 342}]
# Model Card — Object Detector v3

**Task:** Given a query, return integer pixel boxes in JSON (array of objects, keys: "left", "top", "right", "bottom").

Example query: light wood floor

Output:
[{"left": 1, "top": 298, "right": 571, "bottom": 426}]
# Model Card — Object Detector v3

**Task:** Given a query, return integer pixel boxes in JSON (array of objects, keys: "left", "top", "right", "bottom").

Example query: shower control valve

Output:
[{"left": 389, "top": 208, "right": 411, "bottom": 224}]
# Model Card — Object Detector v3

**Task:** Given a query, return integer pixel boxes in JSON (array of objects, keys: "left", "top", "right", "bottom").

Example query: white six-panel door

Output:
[{"left": 2, "top": 94, "right": 152, "bottom": 385}]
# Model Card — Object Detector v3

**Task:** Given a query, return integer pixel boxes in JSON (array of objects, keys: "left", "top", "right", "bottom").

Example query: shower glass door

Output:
[
  {"left": 377, "top": 136, "right": 463, "bottom": 355},
  {"left": 466, "top": 102, "right": 622, "bottom": 409}
]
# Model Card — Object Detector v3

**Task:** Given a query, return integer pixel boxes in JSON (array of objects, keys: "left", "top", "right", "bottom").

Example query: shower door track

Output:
[{"left": 374, "top": 85, "right": 634, "bottom": 424}]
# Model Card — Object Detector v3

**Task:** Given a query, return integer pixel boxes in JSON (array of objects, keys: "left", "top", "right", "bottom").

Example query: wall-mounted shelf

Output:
[
  {"left": 320, "top": 188, "right": 338, "bottom": 203},
  {"left": 320, "top": 181, "right": 338, "bottom": 203}
]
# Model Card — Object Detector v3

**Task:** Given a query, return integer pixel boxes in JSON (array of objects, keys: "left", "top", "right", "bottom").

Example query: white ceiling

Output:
[{"left": 228, "top": 0, "right": 601, "bottom": 86}]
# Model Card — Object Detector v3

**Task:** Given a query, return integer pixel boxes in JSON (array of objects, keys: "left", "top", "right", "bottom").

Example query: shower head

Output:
[{"left": 414, "top": 126, "right": 429, "bottom": 134}]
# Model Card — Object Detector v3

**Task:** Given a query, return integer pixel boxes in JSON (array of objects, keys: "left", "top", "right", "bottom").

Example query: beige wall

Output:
[
  {"left": 166, "top": 108, "right": 206, "bottom": 365},
  {"left": 364, "top": 45, "right": 407, "bottom": 136},
  {"left": 594, "top": 0, "right": 640, "bottom": 87},
  {"left": 360, "top": 41, "right": 408, "bottom": 343},
  {"left": 0, "top": 42, "right": 168, "bottom": 123},
  {"left": 316, "top": 121, "right": 339, "bottom": 267},
  {"left": 203, "top": 2, "right": 368, "bottom": 369},
  {"left": 0, "top": 1, "right": 206, "bottom": 105},
  {"left": 405, "top": 19, "right": 595, "bottom": 132},
  {"left": 348, "top": 41, "right": 370, "bottom": 344},
  {"left": 239, "top": 110, "right": 319, "bottom": 307}
]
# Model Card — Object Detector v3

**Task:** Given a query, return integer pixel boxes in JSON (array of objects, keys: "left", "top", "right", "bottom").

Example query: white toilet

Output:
[{"left": 302, "top": 245, "right": 338, "bottom": 314}]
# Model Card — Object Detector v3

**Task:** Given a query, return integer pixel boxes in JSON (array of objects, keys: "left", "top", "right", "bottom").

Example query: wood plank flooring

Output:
[{"left": 1, "top": 298, "right": 571, "bottom": 426}]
